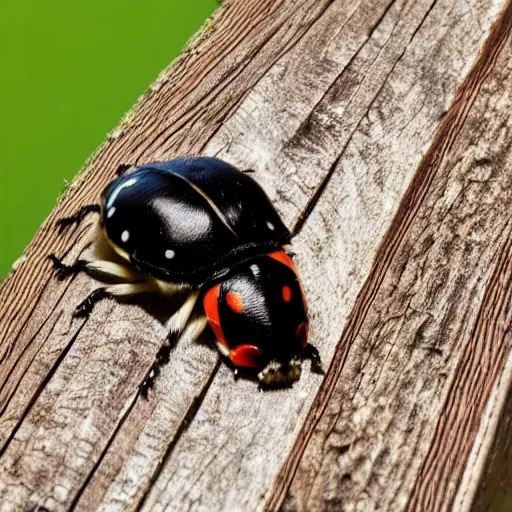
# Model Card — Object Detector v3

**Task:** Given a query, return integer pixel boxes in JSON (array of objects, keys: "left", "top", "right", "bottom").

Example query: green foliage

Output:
[{"left": 0, "top": 0, "right": 216, "bottom": 278}]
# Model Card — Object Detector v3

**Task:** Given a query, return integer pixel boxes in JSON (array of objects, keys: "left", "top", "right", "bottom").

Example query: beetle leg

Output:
[
  {"left": 163, "top": 315, "right": 207, "bottom": 362},
  {"left": 141, "top": 315, "right": 207, "bottom": 397},
  {"left": 84, "top": 259, "right": 141, "bottom": 281},
  {"left": 303, "top": 343, "right": 324, "bottom": 374},
  {"left": 187, "top": 316, "right": 208, "bottom": 340},
  {"left": 49, "top": 255, "right": 90, "bottom": 281},
  {"left": 74, "top": 287, "right": 109, "bottom": 318},
  {"left": 242, "top": 168, "right": 255, "bottom": 174},
  {"left": 166, "top": 290, "right": 200, "bottom": 340},
  {"left": 144, "top": 291, "right": 200, "bottom": 389},
  {"left": 56, "top": 204, "right": 100, "bottom": 233},
  {"left": 115, "top": 163, "right": 133, "bottom": 176},
  {"left": 49, "top": 256, "right": 139, "bottom": 282},
  {"left": 73, "top": 281, "right": 154, "bottom": 318}
]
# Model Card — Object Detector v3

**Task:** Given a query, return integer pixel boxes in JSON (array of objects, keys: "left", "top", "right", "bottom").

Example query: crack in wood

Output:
[
  {"left": 265, "top": 1, "right": 512, "bottom": 509},
  {"left": 145, "top": 0, "right": 332, "bottom": 159},
  {"left": 0, "top": 320, "right": 87, "bottom": 457},
  {"left": 0, "top": 310, "right": 63, "bottom": 415},
  {"left": 133, "top": 359, "right": 221, "bottom": 512},
  {"left": 289, "top": 0, "right": 445, "bottom": 236},
  {"left": 406, "top": 231, "right": 512, "bottom": 509}
]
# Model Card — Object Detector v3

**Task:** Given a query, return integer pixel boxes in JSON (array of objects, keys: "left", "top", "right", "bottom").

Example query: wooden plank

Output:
[
  {"left": 456, "top": 355, "right": 512, "bottom": 512},
  {"left": 0, "top": 1, "right": 343, "bottom": 509},
  {"left": 469, "top": 362, "right": 512, "bottom": 512},
  {"left": 268, "top": 3, "right": 512, "bottom": 511},
  {"left": 0, "top": 0, "right": 508, "bottom": 511},
  {"left": 135, "top": 1, "right": 509, "bottom": 511}
]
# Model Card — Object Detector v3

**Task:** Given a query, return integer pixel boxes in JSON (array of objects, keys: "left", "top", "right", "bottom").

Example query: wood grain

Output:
[
  {"left": 269, "top": 3, "right": 512, "bottom": 510},
  {"left": 469, "top": 366, "right": 512, "bottom": 512},
  {"left": 0, "top": 0, "right": 510, "bottom": 510},
  {"left": 140, "top": 1, "right": 510, "bottom": 511}
]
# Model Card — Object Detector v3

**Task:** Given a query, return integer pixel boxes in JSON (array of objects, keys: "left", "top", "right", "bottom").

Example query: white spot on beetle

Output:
[
  {"left": 107, "top": 207, "right": 116, "bottom": 218},
  {"left": 267, "top": 221, "right": 275, "bottom": 231},
  {"left": 165, "top": 249, "right": 175, "bottom": 259},
  {"left": 107, "top": 178, "right": 138, "bottom": 208},
  {"left": 121, "top": 230, "right": 130, "bottom": 243}
]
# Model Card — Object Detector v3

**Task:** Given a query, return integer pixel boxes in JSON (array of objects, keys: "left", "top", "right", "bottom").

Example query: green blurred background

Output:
[{"left": 0, "top": 0, "right": 216, "bottom": 278}]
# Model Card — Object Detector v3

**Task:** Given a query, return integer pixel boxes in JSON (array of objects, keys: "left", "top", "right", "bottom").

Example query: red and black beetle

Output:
[
  {"left": 203, "top": 249, "right": 321, "bottom": 386},
  {"left": 51, "top": 157, "right": 323, "bottom": 387}
]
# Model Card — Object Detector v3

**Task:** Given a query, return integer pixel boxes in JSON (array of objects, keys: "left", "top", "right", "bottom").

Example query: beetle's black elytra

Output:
[
  {"left": 51, "top": 156, "right": 322, "bottom": 389},
  {"left": 101, "top": 157, "right": 291, "bottom": 285},
  {"left": 214, "top": 255, "right": 306, "bottom": 361}
]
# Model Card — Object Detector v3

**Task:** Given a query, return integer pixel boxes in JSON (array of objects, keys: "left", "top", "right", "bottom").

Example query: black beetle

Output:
[{"left": 51, "top": 157, "right": 322, "bottom": 388}]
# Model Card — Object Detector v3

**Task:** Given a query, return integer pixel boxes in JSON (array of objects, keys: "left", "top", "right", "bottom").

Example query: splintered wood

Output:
[{"left": 0, "top": 0, "right": 511, "bottom": 511}]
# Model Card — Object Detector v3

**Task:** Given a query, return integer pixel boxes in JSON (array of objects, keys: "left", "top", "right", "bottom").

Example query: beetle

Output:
[
  {"left": 51, "top": 156, "right": 322, "bottom": 388},
  {"left": 203, "top": 249, "right": 322, "bottom": 386}
]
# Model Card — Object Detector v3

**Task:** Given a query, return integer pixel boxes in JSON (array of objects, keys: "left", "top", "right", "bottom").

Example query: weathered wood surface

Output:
[
  {"left": 471, "top": 367, "right": 512, "bottom": 512},
  {"left": 0, "top": 0, "right": 511, "bottom": 511}
]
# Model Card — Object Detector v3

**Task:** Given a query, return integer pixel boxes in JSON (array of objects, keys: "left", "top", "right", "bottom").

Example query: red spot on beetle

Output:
[
  {"left": 226, "top": 291, "right": 244, "bottom": 313},
  {"left": 282, "top": 285, "right": 292, "bottom": 302},
  {"left": 203, "top": 285, "right": 229, "bottom": 350},
  {"left": 296, "top": 322, "right": 308, "bottom": 348},
  {"left": 268, "top": 250, "right": 295, "bottom": 272},
  {"left": 230, "top": 344, "right": 263, "bottom": 368},
  {"left": 268, "top": 250, "right": 308, "bottom": 315}
]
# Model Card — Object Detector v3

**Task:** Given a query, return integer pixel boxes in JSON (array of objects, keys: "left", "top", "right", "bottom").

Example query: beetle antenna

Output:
[{"left": 115, "top": 163, "right": 133, "bottom": 176}]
